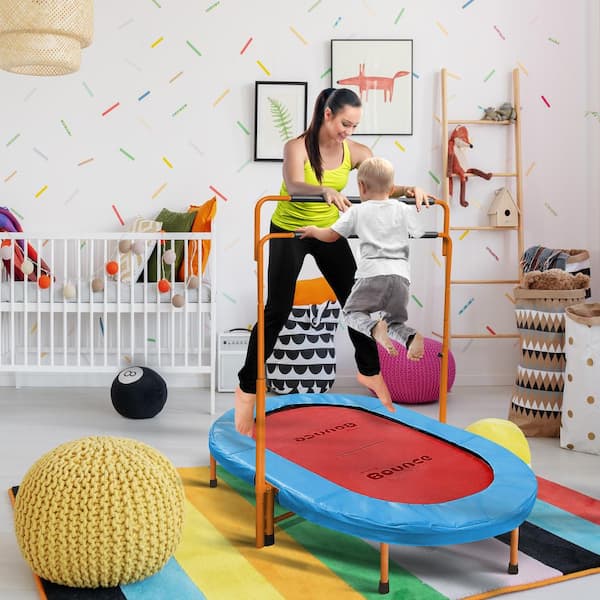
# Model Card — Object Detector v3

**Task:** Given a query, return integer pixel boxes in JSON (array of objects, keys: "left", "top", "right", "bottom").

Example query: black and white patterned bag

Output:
[{"left": 266, "top": 300, "right": 340, "bottom": 394}]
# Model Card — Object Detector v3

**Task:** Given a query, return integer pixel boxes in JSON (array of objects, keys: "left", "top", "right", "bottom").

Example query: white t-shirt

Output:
[{"left": 331, "top": 199, "right": 424, "bottom": 281}]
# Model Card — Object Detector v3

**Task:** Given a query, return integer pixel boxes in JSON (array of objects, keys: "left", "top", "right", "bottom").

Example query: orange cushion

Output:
[
  {"left": 293, "top": 277, "right": 337, "bottom": 306},
  {"left": 178, "top": 197, "right": 217, "bottom": 281}
]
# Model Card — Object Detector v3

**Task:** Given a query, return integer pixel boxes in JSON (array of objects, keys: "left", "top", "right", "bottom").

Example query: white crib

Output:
[{"left": 0, "top": 230, "right": 217, "bottom": 413}]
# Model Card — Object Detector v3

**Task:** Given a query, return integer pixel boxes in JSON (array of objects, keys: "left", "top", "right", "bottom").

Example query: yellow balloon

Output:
[{"left": 466, "top": 418, "right": 531, "bottom": 466}]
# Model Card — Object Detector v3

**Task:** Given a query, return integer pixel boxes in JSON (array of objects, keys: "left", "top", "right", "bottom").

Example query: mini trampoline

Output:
[
  {"left": 209, "top": 196, "right": 537, "bottom": 593},
  {"left": 209, "top": 393, "right": 537, "bottom": 547}
]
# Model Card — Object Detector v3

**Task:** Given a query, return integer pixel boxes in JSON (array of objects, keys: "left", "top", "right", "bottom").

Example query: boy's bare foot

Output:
[
  {"left": 234, "top": 386, "right": 256, "bottom": 436},
  {"left": 357, "top": 372, "right": 395, "bottom": 412},
  {"left": 407, "top": 333, "right": 425, "bottom": 361},
  {"left": 371, "top": 320, "right": 398, "bottom": 356}
]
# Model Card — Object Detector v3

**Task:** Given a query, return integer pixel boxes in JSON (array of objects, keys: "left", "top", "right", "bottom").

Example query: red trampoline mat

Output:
[{"left": 265, "top": 405, "right": 493, "bottom": 504}]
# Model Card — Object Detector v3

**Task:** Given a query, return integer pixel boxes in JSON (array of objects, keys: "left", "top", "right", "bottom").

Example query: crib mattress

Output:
[{"left": 0, "top": 281, "right": 211, "bottom": 304}]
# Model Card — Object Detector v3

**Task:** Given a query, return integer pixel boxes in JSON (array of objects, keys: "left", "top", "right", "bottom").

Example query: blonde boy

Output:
[{"left": 298, "top": 157, "right": 425, "bottom": 370}]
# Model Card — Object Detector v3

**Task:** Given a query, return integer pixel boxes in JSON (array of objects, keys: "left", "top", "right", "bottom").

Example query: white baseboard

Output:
[
  {"left": 0, "top": 372, "right": 211, "bottom": 388},
  {"left": 334, "top": 373, "right": 514, "bottom": 388}
]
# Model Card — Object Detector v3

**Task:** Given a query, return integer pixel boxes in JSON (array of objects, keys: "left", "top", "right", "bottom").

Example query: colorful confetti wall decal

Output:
[
  {"left": 436, "top": 21, "right": 448, "bottom": 36},
  {"left": 209, "top": 185, "right": 228, "bottom": 202},
  {"left": 119, "top": 148, "right": 135, "bottom": 160},
  {"left": 256, "top": 60, "right": 270, "bottom": 76},
  {"left": 394, "top": 141, "right": 406, "bottom": 152},
  {"left": 213, "top": 89, "right": 230, "bottom": 107},
  {"left": 172, "top": 104, "right": 188, "bottom": 116},
  {"left": 186, "top": 40, "right": 202, "bottom": 56},
  {"left": 526, "top": 162, "right": 536, "bottom": 176},
  {"left": 112, "top": 204, "right": 125, "bottom": 226},
  {"left": 462, "top": 0, "right": 475, "bottom": 7},
  {"left": 459, "top": 229, "right": 470, "bottom": 240},
  {"left": 150, "top": 36, "right": 164, "bottom": 48},
  {"left": 77, "top": 158, "right": 94, "bottom": 166},
  {"left": 485, "top": 246, "right": 499, "bottom": 261},
  {"left": 428, "top": 171, "right": 440, "bottom": 184},
  {"left": 431, "top": 252, "right": 442, "bottom": 267},
  {"left": 102, "top": 102, "right": 120, "bottom": 116},
  {"left": 152, "top": 183, "right": 168, "bottom": 199},
  {"left": 308, "top": 0, "right": 322, "bottom": 11},
  {"left": 4, "top": 170, "right": 17, "bottom": 182},
  {"left": 544, "top": 202, "right": 558, "bottom": 216},
  {"left": 394, "top": 8, "right": 405, "bottom": 23},
  {"left": 61, "top": 120, "right": 72, "bottom": 136},
  {"left": 411, "top": 294, "right": 423, "bottom": 308},
  {"left": 290, "top": 26, "right": 308, "bottom": 45},
  {"left": 162, "top": 156, "right": 173, "bottom": 169},
  {"left": 494, "top": 26, "right": 506, "bottom": 40},
  {"left": 541, "top": 95, "right": 551, "bottom": 108},
  {"left": 458, "top": 297, "right": 474, "bottom": 315},
  {"left": 34, "top": 185, "right": 48, "bottom": 198},
  {"left": 237, "top": 120, "right": 250, "bottom": 135},
  {"left": 484, "top": 69, "right": 496, "bottom": 82},
  {"left": 6, "top": 133, "right": 20, "bottom": 147},
  {"left": 240, "top": 37, "right": 253, "bottom": 54},
  {"left": 485, "top": 325, "right": 497, "bottom": 335},
  {"left": 138, "top": 90, "right": 151, "bottom": 101}
]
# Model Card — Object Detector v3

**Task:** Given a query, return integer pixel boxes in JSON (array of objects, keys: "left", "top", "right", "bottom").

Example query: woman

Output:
[{"left": 235, "top": 87, "right": 430, "bottom": 436}]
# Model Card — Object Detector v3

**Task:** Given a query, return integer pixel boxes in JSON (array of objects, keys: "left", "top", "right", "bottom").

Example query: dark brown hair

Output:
[{"left": 300, "top": 88, "right": 361, "bottom": 183}]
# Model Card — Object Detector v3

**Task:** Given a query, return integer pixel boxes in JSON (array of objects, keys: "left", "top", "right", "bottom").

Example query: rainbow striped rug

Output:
[{"left": 10, "top": 466, "right": 600, "bottom": 600}]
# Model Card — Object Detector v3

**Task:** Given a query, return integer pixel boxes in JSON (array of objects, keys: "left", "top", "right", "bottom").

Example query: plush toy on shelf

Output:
[{"left": 447, "top": 125, "right": 492, "bottom": 207}]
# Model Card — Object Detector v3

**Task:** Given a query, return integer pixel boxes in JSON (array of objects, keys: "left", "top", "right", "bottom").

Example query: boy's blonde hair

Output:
[{"left": 357, "top": 157, "right": 395, "bottom": 193}]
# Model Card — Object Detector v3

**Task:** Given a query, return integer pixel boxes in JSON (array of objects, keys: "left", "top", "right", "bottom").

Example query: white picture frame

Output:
[{"left": 331, "top": 39, "right": 413, "bottom": 135}]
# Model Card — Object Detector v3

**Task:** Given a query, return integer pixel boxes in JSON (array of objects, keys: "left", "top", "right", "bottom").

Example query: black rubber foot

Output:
[
  {"left": 508, "top": 563, "right": 519, "bottom": 575},
  {"left": 264, "top": 533, "right": 275, "bottom": 546},
  {"left": 209, "top": 479, "right": 217, "bottom": 488},
  {"left": 378, "top": 581, "right": 390, "bottom": 594}
]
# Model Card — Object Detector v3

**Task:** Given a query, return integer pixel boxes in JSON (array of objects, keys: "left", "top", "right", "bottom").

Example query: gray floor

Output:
[{"left": 1, "top": 384, "right": 599, "bottom": 599}]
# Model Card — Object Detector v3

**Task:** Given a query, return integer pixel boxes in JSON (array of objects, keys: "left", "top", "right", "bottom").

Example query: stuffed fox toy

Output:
[{"left": 447, "top": 125, "right": 492, "bottom": 207}]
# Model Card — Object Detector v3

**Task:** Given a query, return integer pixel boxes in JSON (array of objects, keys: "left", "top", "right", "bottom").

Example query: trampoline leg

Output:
[
  {"left": 378, "top": 543, "right": 390, "bottom": 594},
  {"left": 508, "top": 527, "right": 519, "bottom": 574},
  {"left": 264, "top": 484, "right": 275, "bottom": 546},
  {"left": 209, "top": 455, "right": 217, "bottom": 488}
]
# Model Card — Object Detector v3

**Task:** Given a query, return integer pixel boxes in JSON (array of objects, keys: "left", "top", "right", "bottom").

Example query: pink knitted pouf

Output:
[{"left": 377, "top": 337, "right": 456, "bottom": 404}]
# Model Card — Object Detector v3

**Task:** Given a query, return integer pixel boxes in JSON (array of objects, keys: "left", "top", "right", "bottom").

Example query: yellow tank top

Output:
[{"left": 272, "top": 140, "right": 352, "bottom": 231}]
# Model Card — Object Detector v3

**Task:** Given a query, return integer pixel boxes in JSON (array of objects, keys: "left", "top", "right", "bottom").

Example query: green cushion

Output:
[{"left": 139, "top": 208, "right": 196, "bottom": 282}]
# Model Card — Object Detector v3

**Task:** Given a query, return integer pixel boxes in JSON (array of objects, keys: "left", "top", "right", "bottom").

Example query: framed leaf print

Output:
[{"left": 254, "top": 81, "right": 308, "bottom": 161}]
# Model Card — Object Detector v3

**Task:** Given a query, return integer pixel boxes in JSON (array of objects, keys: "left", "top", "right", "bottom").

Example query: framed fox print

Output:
[
  {"left": 330, "top": 39, "right": 413, "bottom": 135},
  {"left": 254, "top": 81, "right": 308, "bottom": 161}
]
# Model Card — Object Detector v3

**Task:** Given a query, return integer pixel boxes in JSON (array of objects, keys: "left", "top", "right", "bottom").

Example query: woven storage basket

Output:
[
  {"left": 0, "top": 0, "right": 93, "bottom": 75},
  {"left": 560, "top": 303, "right": 600, "bottom": 454},
  {"left": 509, "top": 287, "right": 587, "bottom": 437}
]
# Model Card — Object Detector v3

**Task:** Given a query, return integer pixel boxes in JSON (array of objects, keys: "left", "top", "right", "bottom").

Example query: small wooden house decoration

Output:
[{"left": 488, "top": 187, "right": 519, "bottom": 227}]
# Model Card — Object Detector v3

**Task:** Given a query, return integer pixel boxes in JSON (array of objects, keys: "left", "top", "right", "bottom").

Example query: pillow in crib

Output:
[
  {"left": 116, "top": 217, "right": 163, "bottom": 283},
  {"left": 140, "top": 208, "right": 196, "bottom": 282},
  {"left": 177, "top": 197, "right": 217, "bottom": 281}
]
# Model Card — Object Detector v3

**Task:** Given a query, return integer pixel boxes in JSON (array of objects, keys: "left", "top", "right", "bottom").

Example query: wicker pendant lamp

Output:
[{"left": 0, "top": 0, "right": 93, "bottom": 76}]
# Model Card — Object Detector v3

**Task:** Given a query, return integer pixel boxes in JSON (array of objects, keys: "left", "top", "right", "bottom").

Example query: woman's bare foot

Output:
[
  {"left": 234, "top": 386, "right": 256, "bottom": 436},
  {"left": 357, "top": 372, "right": 395, "bottom": 412},
  {"left": 371, "top": 320, "right": 398, "bottom": 356},
  {"left": 407, "top": 333, "right": 425, "bottom": 361}
]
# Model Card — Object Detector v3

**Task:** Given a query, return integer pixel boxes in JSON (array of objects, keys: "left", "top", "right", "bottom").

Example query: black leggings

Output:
[{"left": 238, "top": 222, "right": 380, "bottom": 394}]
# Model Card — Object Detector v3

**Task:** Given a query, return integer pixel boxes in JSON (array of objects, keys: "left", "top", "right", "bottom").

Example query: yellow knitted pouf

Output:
[{"left": 14, "top": 436, "right": 185, "bottom": 588}]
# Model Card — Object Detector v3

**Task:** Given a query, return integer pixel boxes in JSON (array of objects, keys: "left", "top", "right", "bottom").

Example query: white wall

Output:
[{"left": 0, "top": 0, "right": 597, "bottom": 386}]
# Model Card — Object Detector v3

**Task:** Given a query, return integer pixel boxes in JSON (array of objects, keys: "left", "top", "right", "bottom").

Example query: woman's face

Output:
[{"left": 324, "top": 105, "right": 361, "bottom": 141}]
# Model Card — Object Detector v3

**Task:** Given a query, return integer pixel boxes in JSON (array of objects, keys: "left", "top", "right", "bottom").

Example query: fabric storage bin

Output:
[
  {"left": 560, "top": 303, "right": 600, "bottom": 454},
  {"left": 508, "top": 287, "right": 587, "bottom": 437},
  {"left": 266, "top": 299, "right": 340, "bottom": 394}
]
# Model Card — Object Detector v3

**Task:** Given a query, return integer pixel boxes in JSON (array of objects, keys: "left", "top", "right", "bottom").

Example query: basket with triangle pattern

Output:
[{"left": 509, "top": 287, "right": 587, "bottom": 437}]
